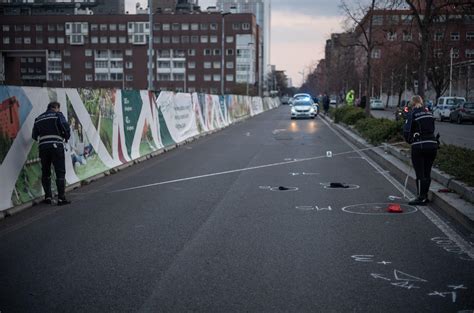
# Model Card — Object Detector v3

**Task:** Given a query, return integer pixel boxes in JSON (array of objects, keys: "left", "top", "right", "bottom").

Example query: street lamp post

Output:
[
  {"left": 246, "top": 42, "right": 254, "bottom": 97},
  {"left": 221, "top": 12, "right": 231, "bottom": 96},
  {"left": 147, "top": 0, "right": 153, "bottom": 91},
  {"left": 449, "top": 48, "right": 453, "bottom": 97}
]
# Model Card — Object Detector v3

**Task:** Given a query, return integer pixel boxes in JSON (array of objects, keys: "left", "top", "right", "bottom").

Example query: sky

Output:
[{"left": 126, "top": 0, "right": 345, "bottom": 87}]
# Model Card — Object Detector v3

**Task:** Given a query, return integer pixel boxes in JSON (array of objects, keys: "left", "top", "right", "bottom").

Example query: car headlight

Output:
[
  {"left": 291, "top": 107, "right": 296, "bottom": 113},
  {"left": 309, "top": 107, "right": 315, "bottom": 113}
]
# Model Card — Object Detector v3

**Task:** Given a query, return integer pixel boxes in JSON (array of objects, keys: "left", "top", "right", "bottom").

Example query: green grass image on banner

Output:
[{"left": 158, "top": 108, "right": 176, "bottom": 148}]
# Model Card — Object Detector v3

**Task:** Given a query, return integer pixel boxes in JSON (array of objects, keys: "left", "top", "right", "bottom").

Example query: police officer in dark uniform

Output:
[
  {"left": 32, "top": 101, "right": 71, "bottom": 205},
  {"left": 403, "top": 95, "right": 439, "bottom": 206}
]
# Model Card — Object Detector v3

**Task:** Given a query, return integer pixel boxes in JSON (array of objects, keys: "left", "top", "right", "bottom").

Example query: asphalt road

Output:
[
  {"left": 370, "top": 108, "right": 474, "bottom": 150},
  {"left": 1, "top": 106, "right": 473, "bottom": 313}
]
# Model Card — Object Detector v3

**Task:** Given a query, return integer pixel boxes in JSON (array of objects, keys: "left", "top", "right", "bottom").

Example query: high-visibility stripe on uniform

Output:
[
  {"left": 411, "top": 140, "right": 438, "bottom": 146},
  {"left": 39, "top": 135, "right": 63, "bottom": 140}
]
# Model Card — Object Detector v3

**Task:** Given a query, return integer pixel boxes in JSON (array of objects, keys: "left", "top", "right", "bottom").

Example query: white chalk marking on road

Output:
[
  {"left": 320, "top": 117, "right": 474, "bottom": 260},
  {"left": 351, "top": 255, "right": 374, "bottom": 262},
  {"left": 378, "top": 261, "right": 392, "bottom": 265},
  {"left": 371, "top": 273, "right": 391, "bottom": 281},
  {"left": 448, "top": 285, "right": 467, "bottom": 290},
  {"left": 326, "top": 151, "right": 332, "bottom": 158},
  {"left": 393, "top": 269, "right": 427, "bottom": 282}
]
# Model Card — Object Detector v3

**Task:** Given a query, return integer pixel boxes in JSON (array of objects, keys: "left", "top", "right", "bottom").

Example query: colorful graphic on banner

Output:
[
  {"left": 121, "top": 90, "right": 143, "bottom": 157},
  {"left": 0, "top": 85, "right": 279, "bottom": 211}
]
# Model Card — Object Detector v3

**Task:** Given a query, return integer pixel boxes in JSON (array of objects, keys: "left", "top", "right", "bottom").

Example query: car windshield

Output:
[
  {"left": 294, "top": 100, "right": 312, "bottom": 106},
  {"left": 446, "top": 98, "right": 465, "bottom": 105}
]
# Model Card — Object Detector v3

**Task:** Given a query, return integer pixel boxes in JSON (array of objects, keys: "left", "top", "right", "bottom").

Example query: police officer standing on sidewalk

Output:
[
  {"left": 403, "top": 95, "right": 439, "bottom": 206},
  {"left": 32, "top": 101, "right": 71, "bottom": 205}
]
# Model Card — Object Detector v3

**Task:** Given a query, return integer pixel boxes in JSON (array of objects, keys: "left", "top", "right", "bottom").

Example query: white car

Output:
[
  {"left": 291, "top": 98, "right": 316, "bottom": 119},
  {"left": 433, "top": 97, "right": 465, "bottom": 121},
  {"left": 370, "top": 99, "right": 384, "bottom": 110}
]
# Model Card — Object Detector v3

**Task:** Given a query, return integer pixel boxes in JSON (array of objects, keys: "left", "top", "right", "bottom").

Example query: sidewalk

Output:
[{"left": 322, "top": 114, "right": 474, "bottom": 234}]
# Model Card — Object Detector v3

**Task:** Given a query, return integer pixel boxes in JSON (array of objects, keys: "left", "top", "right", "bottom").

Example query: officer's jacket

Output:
[
  {"left": 32, "top": 109, "right": 71, "bottom": 150},
  {"left": 403, "top": 107, "right": 438, "bottom": 149}
]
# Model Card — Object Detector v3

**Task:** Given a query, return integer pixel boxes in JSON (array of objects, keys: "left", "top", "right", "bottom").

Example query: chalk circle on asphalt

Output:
[{"left": 342, "top": 203, "right": 418, "bottom": 215}]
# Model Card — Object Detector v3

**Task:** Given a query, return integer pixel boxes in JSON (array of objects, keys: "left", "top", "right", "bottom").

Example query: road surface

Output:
[{"left": 1, "top": 106, "right": 473, "bottom": 312}]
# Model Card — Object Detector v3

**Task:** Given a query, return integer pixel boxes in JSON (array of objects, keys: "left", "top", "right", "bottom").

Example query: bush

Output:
[
  {"left": 354, "top": 118, "right": 404, "bottom": 145},
  {"left": 434, "top": 144, "right": 474, "bottom": 186},
  {"left": 333, "top": 106, "right": 366, "bottom": 124}
]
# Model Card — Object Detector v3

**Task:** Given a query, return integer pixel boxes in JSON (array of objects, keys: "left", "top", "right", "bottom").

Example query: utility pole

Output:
[
  {"left": 147, "top": 0, "right": 153, "bottom": 91},
  {"left": 449, "top": 47, "right": 453, "bottom": 97},
  {"left": 221, "top": 12, "right": 231, "bottom": 96}
]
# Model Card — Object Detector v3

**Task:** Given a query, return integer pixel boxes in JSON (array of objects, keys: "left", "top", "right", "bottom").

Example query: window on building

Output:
[
  {"left": 64, "top": 62, "right": 71, "bottom": 69},
  {"left": 191, "top": 23, "right": 199, "bottom": 30},
  {"left": 191, "top": 36, "right": 199, "bottom": 43},
  {"left": 110, "top": 37, "right": 117, "bottom": 44},
  {"left": 371, "top": 48, "right": 381, "bottom": 59},
  {"left": 95, "top": 61, "right": 108, "bottom": 68},
  {"left": 403, "top": 31, "right": 412, "bottom": 41},
  {"left": 387, "top": 31, "right": 397, "bottom": 41},
  {"left": 226, "top": 36, "right": 234, "bottom": 43},
  {"left": 181, "top": 36, "right": 189, "bottom": 43},
  {"left": 174, "top": 49, "right": 185, "bottom": 57},
  {"left": 467, "top": 32, "right": 474, "bottom": 40},
  {"left": 153, "top": 23, "right": 161, "bottom": 31},
  {"left": 91, "top": 24, "right": 98, "bottom": 31},
  {"left": 91, "top": 36, "right": 98, "bottom": 44},
  {"left": 466, "top": 49, "right": 474, "bottom": 58},
  {"left": 85, "top": 49, "right": 92, "bottom": 56},
  {"left": 452, "top": 48, "right": 459, "bottom": 58},
  {"left": 434, "top": 32, "right": 443, "bottom": 41},
  {"left": 200, "top": 23, "right": 208, "bottom": 30},
  {"left": 158, "top": 49, "right": 170, "bottom": 57},
  {"left": 100, "top": 37, "right": 107, "bottom": 44},
  {"left": 226, "top": 49, "right": 234, "bottom": 55},
  {"left": 36, "top": 37, "right": 43, "bottom": 44},
  {"left": 372, "top": 15, "right": 383, "bottom": 25},
  {"left": 226, "top": 61, "right": 234, "bottom": 69},
  {"left": 232, "top": 23, "right": 240, "bottom": 30},
  {"left": 158, "top": 74, "right": 171, "bottom": 81},
  {"left": 204, "top": 75, "right": 211, "bottom": 81},
  {"left": 226, "top": 74, "right": 234, "bottom": 81},
  {"left": 63, "top": 50, "right": 70, "bottom": 56},
  {"left": 213, "top": 74, "right": 221, "bottom": 81},
  {"left": 188, "top": 62, "right": 196, "bottom": 69},
  {"left": 35, "top": 57, "right": 42, "bottom": 62},
  {"left": 213, "top": 49, "right": 221, "bottom": 55},
  {"left": 181, "top": 23, "right": 189, "bottom": 30},
  {"left": 173, "top": 73, "right": 184, "bottom": 81},
  {"left": 242, "top": 23, "right": 250, "bottom": 30},
  {"left": 158, "top": 61, "right": 171, "bottom": 68},
  {"left": 100, "top": 24, "right": 107, "bottom": 31},
  {"left": 174, "top": 61, "right": 185, "bottom": 68},
  {"left": 48, "top": 37, "right": 55, "bottom": 44},
  {"left": 57, "top": 24, "right": 64, "bottom": 31},
  {"left": 204, "top": 62, "right": 212, "bottom": 69},
  {"left": 172, "top": 23, "right": 180, "bottom": 31},
  {"left": 2, "top": 37, "right": 10, "bottom": 44},
  {"left": 451, "top": 32, "right": 460, "bottom": 40},
  {"left": 95, "top": 73, "right": 109, "bottom": 81},
  {"left": 57, "top": 37, "right": 64, "bottom": 44},
  {"left": 24, "top": 25, "right": 31, "bottom": 31},
  {"left": 188, "top": 49, "right": 196, "bottom": 56},
  {"left": 119, "top": 36, "right": 127, "bottom": 43},
  {"left": 433, "top": 49, "right": 443, "bottom": 58},
  {"left": 188, "top": 74, "right": 196, "bottom": 81},
  {"left": 24, "top": 37, "right": 31, "bottom": 44},
  {"left": 126, "top": 75, "right": 133, "bottom": 81},
  {"left": 210, "top": 23, "right": 218, "bottom": 30},
  {"left": 162, "top": 36, "right": 170, "bottom": 43},
  {"left": 213, "top": 61, "right": 221, "bottom": 68},
  {"left": 63, "top": 74, "right": 71, "bottom": 81},
  {"left": 119, "top": 24, "right": 126, "bottom": 31},
  {"left": 162, "top": 23, "right": 170, "bottom": 31},
  {"left": 172, "top": 36, "right": 180, "bottom": 43},
  {"left": 204, "top": 49, "right": 211, "bottom": 56},
  {"left": 388, "top": 15, "right": 399, "bottom": 25},
  {"left": 35, "top": 25, "right": 42, "bottom": 31},
  {"left": 85, "top": 61, "right": 93, "bottom": 69},
  {"left": 210, "top": 35, "right": 218, "bottom": 43},
  {"left": 2, "top": 25, "right": 10, "bottom": 32},
  {"left": 125, "top": 61, "right": 132, "bottom": 69},
  {"left": 200, "top": 36, "right": 208, "bottom": 43},
  {"left": 125, "top": 49, "right": 133, "bottom": 56},
  {"left": 153, "top": 36, "right": 161, "bottom": 43},
  {"left": 14, "top": 25, "right": 21, "bottom": 31}
]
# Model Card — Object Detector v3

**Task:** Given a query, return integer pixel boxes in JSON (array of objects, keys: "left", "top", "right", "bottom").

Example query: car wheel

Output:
[
  {"left": 449, "top": 116, "right": 454, "bottom": 123},
  {"left": 457, "top": 116, "right": 462, "bottom": 124}
]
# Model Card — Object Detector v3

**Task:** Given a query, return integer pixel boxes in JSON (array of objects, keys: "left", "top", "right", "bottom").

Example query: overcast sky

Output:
[{"left": 126, "top": 0, "right": 345, "bottom": 86}]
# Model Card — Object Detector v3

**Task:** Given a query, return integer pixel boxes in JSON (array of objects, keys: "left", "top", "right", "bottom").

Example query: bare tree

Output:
[{"left": 399, "top": 0, "right": 474, "bottom": 99}]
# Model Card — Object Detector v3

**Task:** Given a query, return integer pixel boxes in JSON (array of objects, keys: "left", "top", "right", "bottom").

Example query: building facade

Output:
[
  {"left": 0, "top": 0, "right": 125, "bottom": 15},
  {"left": 216, "top": 0, "right": 270, "bottom": 94},
  {"left": 0, "top": 12, "right": 260, "bottom": 94}
]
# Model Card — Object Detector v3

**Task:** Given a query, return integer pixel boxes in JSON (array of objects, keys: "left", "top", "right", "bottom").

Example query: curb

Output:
[{"left": 324, "top": 116, "right": 474, "bottom": 233}]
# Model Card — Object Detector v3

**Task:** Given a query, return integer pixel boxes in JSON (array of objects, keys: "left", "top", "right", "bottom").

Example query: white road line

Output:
[{"left": 320, "top": 117, "right": 474, "bottom": 259}]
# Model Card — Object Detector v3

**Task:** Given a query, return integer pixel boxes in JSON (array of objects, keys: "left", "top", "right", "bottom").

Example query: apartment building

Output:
[
  {"left": 0, "top": 12, "right": 260, "bottom": 94},
  {"left": 0, "top": 0, "right": 125, "bottom": 15}
]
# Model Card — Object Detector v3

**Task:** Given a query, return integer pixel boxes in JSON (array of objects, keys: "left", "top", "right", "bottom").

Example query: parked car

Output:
[
  {"left": 370, "top": 98, "right": 384, "bottom": 110},
  {"left": 449, "top": 102, "right": 474, "bottom": 124},
  {"left": 395, "top": 101, "right": 410, "bottom": 121},
  {"left": 281, "top": 95, "right": 290, "bottom": 105},
  {"left": 433, "top": 97, "right": 466, "bottom": 121},
  {"left": 290, "top": 98, "right": 317, "bottom": 119},
  {"left": 330, "top": 98, "right": 337, "bottom": 105}
]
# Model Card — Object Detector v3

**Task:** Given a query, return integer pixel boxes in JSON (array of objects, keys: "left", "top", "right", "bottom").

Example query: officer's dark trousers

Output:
[
  {"left": 40, "top": 146, "right": 66, "bottom": 199},
  {"left": 411, "top": 147, "right": 437, "bottom": 199}
]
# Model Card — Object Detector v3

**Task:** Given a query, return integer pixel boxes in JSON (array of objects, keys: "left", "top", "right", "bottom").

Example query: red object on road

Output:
[{"left": 387, "top": 203, "right": 403, "bottom": 213}]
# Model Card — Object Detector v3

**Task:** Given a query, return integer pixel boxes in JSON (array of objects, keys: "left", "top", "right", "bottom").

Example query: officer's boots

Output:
[{"left": 408, "top": 178, "right": 429, "bottom": 206}]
